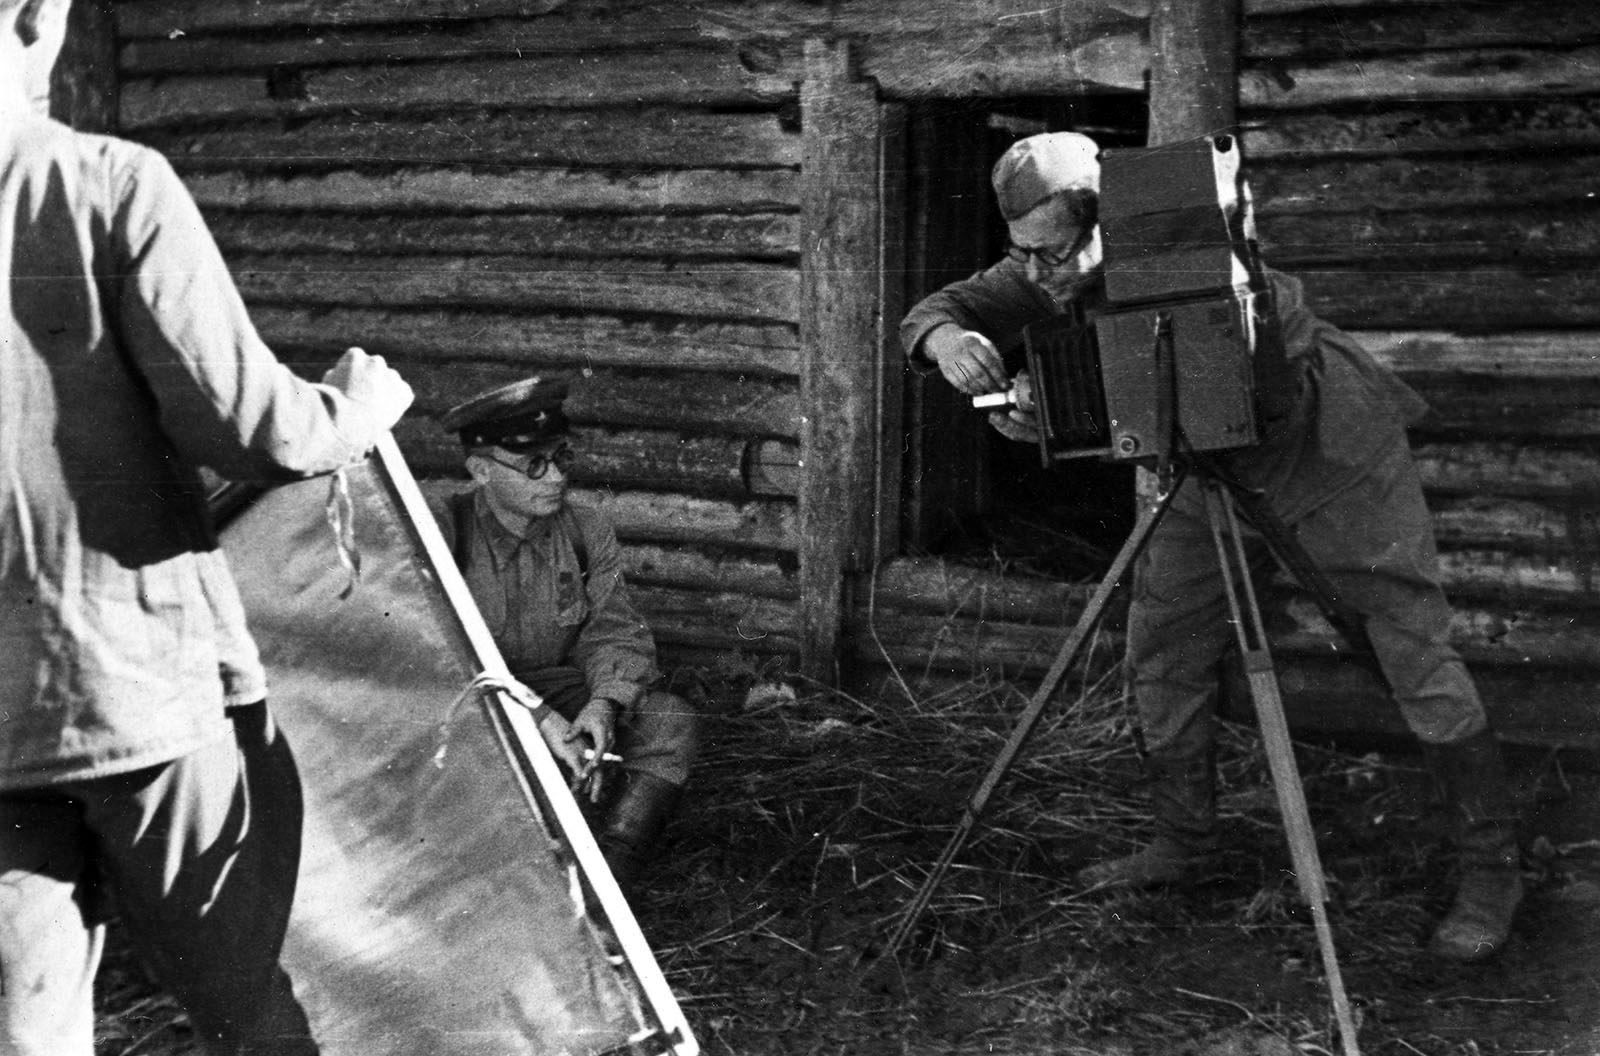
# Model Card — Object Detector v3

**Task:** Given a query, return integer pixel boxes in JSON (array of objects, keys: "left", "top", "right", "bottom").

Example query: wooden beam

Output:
[
  {"left": 137, "top": 109, "right": 802, "bottom": 170},
  {"left": 1243, "top": 0, "right": 1599, "bottom": 61},
  {"left": 1143, "top": 0, "right": 1240, "bottom": 509},
  {"left": 797, "top": 39, "right": 893, "bottom": 683},
  {"left": 1243, "top": 96, "right": 1600, "bottom": 158},
  {"left": 417, "top": 480, "right": 796, "bottom": 552},
  {"left": 207, "top": 211, "right": 799, "bottom": 263},
  {"left": 1148, "top": 0, "right": 1240, "bottom": 145},
  {"left": 1241, "top": 45, "right": 1600, "bottom": 111},
  {"left": 254, "top": 306, "right": 799, "bottom": 378},
  {"left": 225, "top": 252, "right": 799, "bottom": 324},
  {"left": 180, "top": 168, "right": 797, "bottom": 215}
]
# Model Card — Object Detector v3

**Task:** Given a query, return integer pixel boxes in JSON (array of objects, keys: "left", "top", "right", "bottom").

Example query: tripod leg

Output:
[
  {"left": 1201, "top": 483, "right": 1362, "bottom": 1056},
  {"left": 871, "top": 468, "right": 1187, "bottom": 969}
]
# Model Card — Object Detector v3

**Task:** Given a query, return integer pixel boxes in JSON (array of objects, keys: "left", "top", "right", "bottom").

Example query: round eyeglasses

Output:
[
  {"left": 1004, "top": 223, "right": 1094, "bottom": 269},
  {"left": 483, "top": 443, "right": 575, "bottom": 481}
]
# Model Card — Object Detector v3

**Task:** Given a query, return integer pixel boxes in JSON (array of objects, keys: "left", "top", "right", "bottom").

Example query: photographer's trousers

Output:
[{"left": 1126, "top": 431, "right": 1488, "bottom": 760}]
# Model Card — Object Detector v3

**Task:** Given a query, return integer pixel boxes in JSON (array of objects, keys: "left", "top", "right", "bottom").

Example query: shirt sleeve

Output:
[
  {"left": 899, "top": 257, "right": 1059, "bottom": 370},
  {"left": 568, "top": 510, "right": 658, "bottom": 715},
  {"left": 107, "top": 146, "right": 389, "bottom": 482}
]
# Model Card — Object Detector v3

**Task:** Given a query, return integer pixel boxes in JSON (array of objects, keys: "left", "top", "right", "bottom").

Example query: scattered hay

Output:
[
  {"left": 93, "top": 650, "right": 1509, "bottom": 1056},
  {"left": 641, "top": 655, "right": 1483, "bottom": 1056}
]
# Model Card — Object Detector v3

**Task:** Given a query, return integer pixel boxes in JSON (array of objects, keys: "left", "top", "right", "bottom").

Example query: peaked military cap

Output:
[{"left": 440, "top": 376, "right": 570, "bottom": 450}]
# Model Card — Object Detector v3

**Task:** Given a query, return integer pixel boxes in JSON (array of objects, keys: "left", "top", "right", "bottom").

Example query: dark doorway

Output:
[{"left": 901, "top": 94, "right": 1148, "bottom": 582}]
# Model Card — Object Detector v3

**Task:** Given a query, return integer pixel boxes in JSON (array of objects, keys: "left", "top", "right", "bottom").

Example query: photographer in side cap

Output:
[
  {"left": 0, "top": 0, "right": 413, "bottom": 1051},
  {"left": 901, "top": 132, "right": 1522, "bottom": 963},
  {"left": 437, "top": 378, "right": 699, "bottom": 893}
]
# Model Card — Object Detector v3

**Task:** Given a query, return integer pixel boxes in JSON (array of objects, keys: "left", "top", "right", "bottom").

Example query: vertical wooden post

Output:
[
  {"left": 50, "top": 0, "right": 118, "bottom": 133},
  {"left": 1139, "top": 0, "right": 1240, "bottom": 505},
  {"left": 798, "top": 39, "right": 899, "bottom": 684},
  {"left": 1148, "top": 0, "right": 1240, "bottom": 144}
]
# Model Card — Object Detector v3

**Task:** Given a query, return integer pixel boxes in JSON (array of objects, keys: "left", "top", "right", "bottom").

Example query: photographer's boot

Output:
[
  {"left": 597, "top": 771, "right": 683, "bottom": 894},
  {"left": 1078, "top": 751, "right": 1221, "bottom": 889},
  {"left": 1423, "top": 730, "right": 1523, "bottom": 963}
]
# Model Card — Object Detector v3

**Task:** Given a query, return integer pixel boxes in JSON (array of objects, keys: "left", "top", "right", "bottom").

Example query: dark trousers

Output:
[
  {"left": 517, "top": 667, "right": 699, "bottom": 787},
  {"left": 1127, "top": 435, "right": 1487, "bottom": 759},
  {"left": 0, "top": 704, "right": 316, "bottom": 1055}
]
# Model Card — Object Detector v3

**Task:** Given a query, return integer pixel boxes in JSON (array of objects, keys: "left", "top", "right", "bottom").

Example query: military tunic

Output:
[
  {"left": 446, "top": 490, "right": 697, "bottom": 786},
  {"left": 901, "top": 258, "right": 1488, "bottom": 756}
]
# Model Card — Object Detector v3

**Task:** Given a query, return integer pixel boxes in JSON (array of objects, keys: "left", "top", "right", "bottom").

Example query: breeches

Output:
[
  {"left": 515, "top": 667, "right": 700, "bottom": 787},
  {"left": 1126, "top": 441, "right": 1486, "bottom": 758},
  {"left": 0, "top": 704, "right": 315, "bottom": 1056}
]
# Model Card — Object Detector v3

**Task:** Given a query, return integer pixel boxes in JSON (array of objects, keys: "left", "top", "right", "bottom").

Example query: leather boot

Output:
[
  {"left": 597, "top": 771, "right": 683, "bottom": 893},
  {"left": 1422, "top": 729, "right": 1523, "bottom": 963},
  {"left": 1078, "top": 750, "right": 1222, "bottom": 889}
]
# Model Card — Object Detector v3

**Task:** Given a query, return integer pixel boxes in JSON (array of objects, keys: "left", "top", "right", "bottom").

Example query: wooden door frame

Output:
[{"left": 796, "top": 39, "right": 905, "bottom": 682}]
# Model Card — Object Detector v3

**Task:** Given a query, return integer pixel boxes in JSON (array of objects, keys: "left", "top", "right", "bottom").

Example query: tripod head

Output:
[{"left": 986, "top": 135, "right": 1281, "bottom": 467}]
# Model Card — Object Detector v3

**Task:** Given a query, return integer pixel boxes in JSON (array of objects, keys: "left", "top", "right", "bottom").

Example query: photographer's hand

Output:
[
  {"left": 987, "top": 370, "right": 1041, "bottom": 443},
  {"left": 925, "top": 325, "right": 1008, "bottom": 396}
]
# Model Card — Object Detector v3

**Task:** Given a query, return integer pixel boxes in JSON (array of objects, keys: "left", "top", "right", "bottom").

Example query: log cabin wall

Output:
[
  {"left": 110, "top": 0, "right": 813, "bottom": 666},
  {"left": 103, "top": 0, "right": 1149, "bottom": 677},
  {"left": 1233, "top": 0, "right": 1600, "bottom": 747},
  {"left": 97, "top": 0, "right": 1599, "bottom": 745}
]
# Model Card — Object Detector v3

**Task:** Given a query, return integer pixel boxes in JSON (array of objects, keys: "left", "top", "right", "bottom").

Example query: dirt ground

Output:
[{"left": 95, "top": 672, "right": 1600, "bottom": 1056}]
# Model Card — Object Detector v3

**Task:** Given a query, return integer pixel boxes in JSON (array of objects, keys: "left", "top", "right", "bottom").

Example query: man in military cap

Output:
[
  {"left": 437, "top": 377, "right": 699, "bottom": 893},
  {"left": 900, "top": 132, "right": 1523, "bottom": 963}
]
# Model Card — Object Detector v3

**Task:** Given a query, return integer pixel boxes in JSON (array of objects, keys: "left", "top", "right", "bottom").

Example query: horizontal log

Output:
[
  {"left": 631, "top": 584, "right": 799, "bottom": 653},
  {"left": 1258, "top": 205, "right": 1600, "bottom": 268},
  {"left": 118, "top": 0, "right": 1152, "bottom": 40},
  {"left": 1243, "top": 0, "right": 1467, "bottom": 14},
  {"left": 575, "top": 429, "right": 794, "bottom": 498},
  {"left": 1296, "top": 266, "right": 1600, "bottom": 333},
  {"left": 859, "top": 28, "right": 1146, "bottom": 99},
  {"left": 389, "top": 364, "right": 798, "bottom": 437},
  {"left": 119, "top": 53, "right": 788, "bottom": 129},
  {"left": 116, "top": 0, "right": 560, "bottom": 36},
  {"left": 396, "top": 420, "right": 797, "bottom": 498},
  {"left": 1241, "top": 44, "right": 1600, "bottom": 110},
  {"left": 1437, "top": 548, "right": 1590, "bottom": 602},
  {"left": 868, "top": 556, "right": 1097, "bottom": 625},
  {"left": 141, "top": 110, "right": 800, "bottom": 171},
  {"left": 1231, "top": 659, "right": 1600, "bottom": 751},
  {"left": 620, "top": 542, "right": 797, "bottom": 599},
  {"left": 1360, "top": 331, "right": 1600, "bottom": 381},
  {"left": 1242, "top": 96, "right": 1600, "bottom": 157},
  {"left": 403, "top": 489, "right": 799, "bottom": 595},
  {"left": 207, "top": 211, "right": 799, "bottom": 262},
  {"left": 658, "top": 0, "right": 1153, "bottom": 45},
  {"left": 1415, "top": 442, "right": 1600, "bottom": 498},
  {"left": 119, "top": 16, "right": 697, "bottom": 72},
  {"left": 1429, "top": 495, "right": 1587, "bottom": 551},
  {"left": 845, "top": 607, "right": 1122, "bottom": 682},
  {"left": 184, "top": 169, "right": 798, "bottom": 215},
  {"left": 1255, "top": 588, "right": 1600, "bottom": 669},
  {"left": 119, "top": 1, "right": 1149, "bottom": 98},
  {"left": 1250, "top": 154, "right": 1600, "bottom": 213},
  {"left": 1248, "top": 585, "right": 1600, "bottom": 668},
  {"left": 253, "top": 306, "right": 799, "bottom": 377},
  {"left": 415, "top": 479, "right": 796, "bottom": 551},
  {"left": 1244, "top": 1, "right": 1599, "bottom": 61},
  {"left": 1410, "top": 377, "right": 1600, "bottom": 440},
  {"left": 573, "top": 487, "right": 796, "bottom": 552},
  {"left": 229, "top": 253, "right": 799, "bottom": 324},
  {"left": 118, "top": 29, "right": 1146, "bottom": 129}
]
